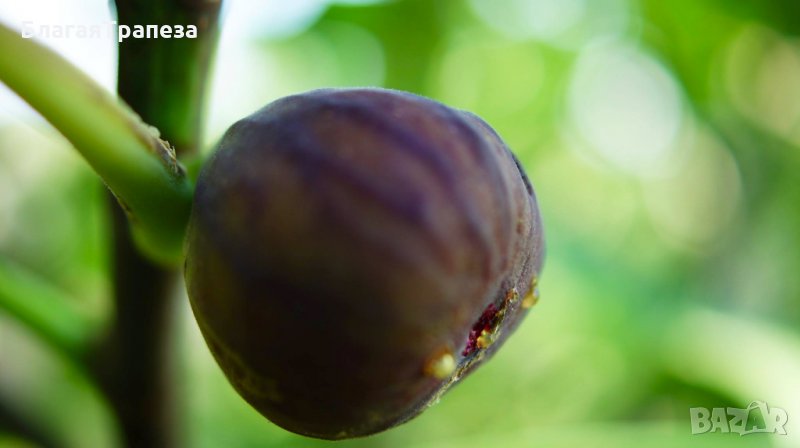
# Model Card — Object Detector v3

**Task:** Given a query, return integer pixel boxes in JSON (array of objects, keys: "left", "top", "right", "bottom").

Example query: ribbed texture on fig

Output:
[{"left": 184, "top": 88, "right": 544, "bottom": 439}]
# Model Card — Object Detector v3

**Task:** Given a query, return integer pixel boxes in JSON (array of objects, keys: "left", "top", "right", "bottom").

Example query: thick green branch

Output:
[
  {"left": 0, "top": 23, "right": 192, "bottom": 265},
  {"left": 115, "top": 0, "right": 222, "bottom": 156},
  {"left": 86, "top": 2, "right": 223, "bottom": 447}
]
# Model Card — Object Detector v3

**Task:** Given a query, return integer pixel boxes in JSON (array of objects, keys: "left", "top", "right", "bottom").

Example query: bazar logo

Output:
[{"left": 690, "top": 401, "right": 788, "bottom": 435}]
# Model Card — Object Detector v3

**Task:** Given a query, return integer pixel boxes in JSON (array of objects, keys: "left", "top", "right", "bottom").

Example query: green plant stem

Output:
[
  {"left": 114, "top": 0, "right": 223, "bottom": 156},
  {"left": 88, "top": 2, "right": 222, "bottom": 448},
  {"left": 0, "top": 22, "right": 192, "bottom": 265},
  {"left": 90, "top": 227, "right": 178, "bottom": 448}
]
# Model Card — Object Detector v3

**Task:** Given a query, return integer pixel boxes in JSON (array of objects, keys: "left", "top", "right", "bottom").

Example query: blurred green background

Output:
[{"left": 1, "top": 0, "right": 799, "bottom": 447}]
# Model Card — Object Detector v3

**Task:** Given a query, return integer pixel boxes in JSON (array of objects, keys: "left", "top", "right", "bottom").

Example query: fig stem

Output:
[
  {"left": 87, "top": 2, "right": 222, "bottom": 448},
  {"left": 0, "top": 22, "right": 193, "bottom": 265}
]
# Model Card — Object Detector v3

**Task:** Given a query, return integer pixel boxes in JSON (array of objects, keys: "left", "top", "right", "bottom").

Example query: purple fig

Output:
[{"left": 184, "top": 88, "right": 544, "bottom": 439}]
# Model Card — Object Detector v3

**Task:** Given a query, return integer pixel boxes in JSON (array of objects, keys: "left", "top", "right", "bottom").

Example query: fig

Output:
[{"left": 184, "top": 88, "right": 544, "bottom": 439}]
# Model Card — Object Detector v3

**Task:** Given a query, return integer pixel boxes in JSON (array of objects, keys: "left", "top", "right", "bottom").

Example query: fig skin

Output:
[{"left": 184, "top": 88, "right": 544, "bottom": 439}]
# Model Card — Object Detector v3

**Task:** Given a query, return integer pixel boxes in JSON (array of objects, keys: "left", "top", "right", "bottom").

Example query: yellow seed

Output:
[
  {"left": 521, "top": 287, "right": 539, "bottom": 309},
  {"left": 425, "top": 351, "right": 456, "bottom": 380},
  {"left": 476, "top": 329, "right": 493, "bottom": 349}
]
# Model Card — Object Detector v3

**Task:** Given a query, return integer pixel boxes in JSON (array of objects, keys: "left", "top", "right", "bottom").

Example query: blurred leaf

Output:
[
  {"left": 705, "top": 0, "right": 800, "bottom": 36},
  {"left": 0, "top": 257, "right": 97, "bottom": 358},
  {"left": 413, "top": 421, "right": 774, "bottom": 448},
  {"left": 316, "top": 0, "right": 451, "bottom": 92},
  {"left": 0, "top": 434, "right": 39, "bottom": 448}
]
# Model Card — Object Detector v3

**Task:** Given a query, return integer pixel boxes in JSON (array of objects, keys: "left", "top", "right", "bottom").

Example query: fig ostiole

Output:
[{"left": 184, "top": 88, "right": 544, "bottom": 439}]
